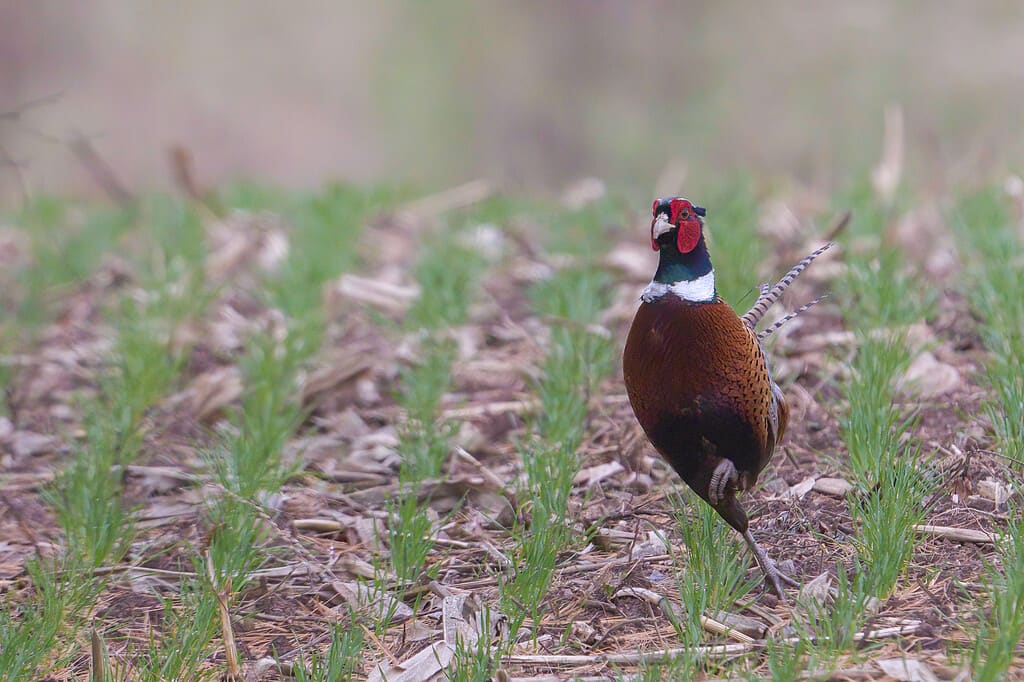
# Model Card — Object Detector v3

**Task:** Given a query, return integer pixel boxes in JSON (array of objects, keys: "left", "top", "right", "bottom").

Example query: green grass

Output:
[
  {"left": 269, "top": 183, "right": 402, "bottom": 324},
  {"left": 952, "top": 189, "right": 1024, "bottom": 679},
  {"left": 763, "top": 636, "right": 814, "bottom": 682},
  {"left": 502, "top": 207, "right": 617, "bottom": 639},
  {"left": 952, "top": 188, "right": 1024, "bottom": 466},
  {"left": 187, "top": 185, "right": 394, "bottom": 672},
  {"left": 196, "top": 184, "right": 405, "bottom": 642},
  {"left": 12, "top": 198, "right": 134, "bottom": 328},
  {"left": 838, "top": 335, "right": 914, "bottom": 487},
  {"left": 135, "top": 578, "right": 221, "bottom": 682},
  {"left": 631, "top": 651, "right": 702, "bottom": 681},
  {"left": 531, "top": 268, "right": 615, "bottom": 446},
  {"left": 386, "top": 492, "right": 437, "bottom": 587},
  {"left": 669, "top": 492, "right": 756, "bottom": 638},
  {"left": 448, "top": 608, "right": 497, "bottom": 682},
  {"left": 502, "top": 439, "right": 575, "bottom": 629},
  {"left": 283, "top": 616, "right": 365, "bottom": 682},
  {"left": 1, "top": 181, "right": 1020, "bottom": 678},
  {"left": 206, "top": 332, "right": 305, "bottom": 499},
  {"left": 814, "top": 177, "right": 938, "bottom": 669},
  {"left": 542, "top": 195, "right": 626, "bottom": 258},
  {"left": 970, "top": 496, "right": 1024, "bottom": 681},
  {"left": 1, "top": 250, "right": 192, "bottom": 678},
  {"left": 406, "top": 230, "right": 487, "bottom": 330},
  {"left": 379, "top": 221, "right": 491, "bottom": 612},
  {"left": 847, "top": 457, "right": 933, "bottom": 598},
  {"left": 0, "top": 557, "right": 90, "bottom": 680},
  {"left": 792, "top": 567, "right": 877, "bottom": 669},
  {"left": 396, "top": 339, "right": 457, "bottom": 482}
]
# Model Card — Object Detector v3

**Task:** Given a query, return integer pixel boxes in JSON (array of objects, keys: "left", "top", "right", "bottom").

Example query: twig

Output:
[
  {"left": 823, "top": 209, "right": 852, "bottom": 242},
  {"left": 0, "top": 90, "right": 65, "bottom": 121},
  {"left": 443, "top": 399, "right": 539, "bottom": 420},
  {"left": 90, "top": 626, "right": 108, "bottom": 682},
  {"left": 362, "top": 623, "right": 400, "bottom": 666},
  {"left": 293, "top": 518, "right": 346, "bottom": 532},
  {"left": 70, "top": 133, "right": 133, "bottom": 205},
  {"left": 504, "top": 642, "right": 753, "bottom": 665},
  {"left": 914, "top": 524, "right": 996, "bottom": 544},
  {"left": 0, "top": 143, "right": 29, "bottom": 205},
  {"left": 396, "top": 180, "right": 493, "bottom": 226},
  {"left": 169, "top": 144, "right": 203, "bottom": 202},
  {"left": 503, "top": 623, "right": 921, "bottom": 665},
  {"left": 454, "top": 446, "right": 515, "bottom": 500},
  {"left": 168, "top": 143, "right": 223, "bottom": 220},
  {"left": 205, "top": 550, "right": 242, "bottom": 680}
]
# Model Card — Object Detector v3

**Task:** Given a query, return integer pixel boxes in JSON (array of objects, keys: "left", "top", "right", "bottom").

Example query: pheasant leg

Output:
[{"left": 742, "top": 529, "right": 798, "bottom": 602}]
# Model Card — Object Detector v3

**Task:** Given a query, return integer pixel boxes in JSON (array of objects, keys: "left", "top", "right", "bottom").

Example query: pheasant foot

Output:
[
  {"left": 742, "top": 529, "right": 797, "bottom": 602},
  {"left": 708, "top": 459, "right": 738, "bottom": 505}
]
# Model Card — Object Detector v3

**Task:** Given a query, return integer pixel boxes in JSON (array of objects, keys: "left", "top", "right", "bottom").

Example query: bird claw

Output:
[
  {"left": 708, "top": 459, "right": 738, "bottom": 505},
  {"left": 765, "top": 558, "right": 800, "bottom": 592},
  {"left": 743, "top": 530, "right": 797, "bottom": 603}
]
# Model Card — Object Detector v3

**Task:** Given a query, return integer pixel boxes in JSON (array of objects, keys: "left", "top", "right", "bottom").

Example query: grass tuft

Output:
[
  {"left": 970, "top": 496, "right": 1024, "bottom": 681},
  {"left": 283, "top": 614, "right": 365, "bottom": 682},
  {"left": 951, "top": 188, "right": 1024, "bottom": 465},
  {"left": 669, "top": 490, "right": 756, "bottom": 635}
]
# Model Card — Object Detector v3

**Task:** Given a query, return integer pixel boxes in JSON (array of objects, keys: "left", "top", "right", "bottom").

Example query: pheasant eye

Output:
[{"left": 680, "top": 209, "right": 690, "bottom": 220}]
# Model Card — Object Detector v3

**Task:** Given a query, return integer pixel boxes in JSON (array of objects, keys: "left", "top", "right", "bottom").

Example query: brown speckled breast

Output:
[{"left": 623, "top": 294, "right": 784, "bottom": 485}]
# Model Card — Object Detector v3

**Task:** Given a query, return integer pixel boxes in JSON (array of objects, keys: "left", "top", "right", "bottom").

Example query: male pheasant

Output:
[{"left": 623, "top": 197, "right": 831, "bottom": 599}]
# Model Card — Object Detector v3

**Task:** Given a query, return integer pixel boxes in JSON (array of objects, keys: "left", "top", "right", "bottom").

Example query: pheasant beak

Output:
[{"left": 651, "top": 214, "right": 674, "bottom": 249}]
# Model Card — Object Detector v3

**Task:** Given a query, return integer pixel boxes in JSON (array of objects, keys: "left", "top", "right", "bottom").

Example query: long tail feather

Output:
[
  {"left": 758, "top": 295, "right": 828, "bottom": 339},
  {"left": 742, "top": 241, "right": 834, "bottom": 329}
]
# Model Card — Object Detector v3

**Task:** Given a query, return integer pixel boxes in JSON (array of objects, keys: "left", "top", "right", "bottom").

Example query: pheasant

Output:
[{"left": 623, "top": 197, "right": 832, "bottom": 599}]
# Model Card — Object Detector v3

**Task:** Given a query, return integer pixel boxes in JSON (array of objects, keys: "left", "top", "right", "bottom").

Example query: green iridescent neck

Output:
[{"left": 654, "top": 236, "right": 714, "bottom": 285}]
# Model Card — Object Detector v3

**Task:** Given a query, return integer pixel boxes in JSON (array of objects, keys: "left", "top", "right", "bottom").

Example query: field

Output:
[{"left": 1, "top": 151, "right": 1023, "bottom": 680}]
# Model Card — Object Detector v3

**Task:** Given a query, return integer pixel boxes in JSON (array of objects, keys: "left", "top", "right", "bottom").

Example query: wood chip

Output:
[
  {"left": 331, "top": 273, "right": 420, "bottom": 314},
  {"left": 978, "top": 478, "right": 1011, "bottom": 506},
  {"left": 300, "top": 345, "right": 376, "bottom": 405},
  {"left": 797, "top": 572, "right": 832, "bottom": 614},
  {"left": 777, "top": 475, "right": 816, "bottom": 500},
  {"left": 367, "top": 641, "right": 453, "bottom": 682},
  {"left": 877, "top": 657, "right": 940, "bottom": 682},
  {"left": 332, "top": 581, "right": 412, "bottom": 623},
  {"left": 442, "top": 399, "right": 539, "bottom": 420},
  {"left": 573, "top": 461, "right": 624, "bottom": 487},
  {"left": 396, "top": 180, "right": 493, "bottom": 225},
  {"left": 177, "top": 366, "right": 243, "bottom": 422},
  {"left": 915, "top": 525, "right": 996, "bottom": 544},
  {"left": 7, "top": 430, "right": 63, "bottom": 458},
  {"left": 293, "top": 518, "right": 344, "bottom": 532}
]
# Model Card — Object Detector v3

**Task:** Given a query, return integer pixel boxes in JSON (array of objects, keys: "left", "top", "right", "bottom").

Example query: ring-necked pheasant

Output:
[{"left": 623, "top": 197, "right": 832, "bottom": 599}]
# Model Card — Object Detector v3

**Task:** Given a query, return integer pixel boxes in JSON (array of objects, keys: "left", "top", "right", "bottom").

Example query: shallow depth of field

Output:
[{"left": 2, "top": 4, "right": 1024, "bottom": 681}]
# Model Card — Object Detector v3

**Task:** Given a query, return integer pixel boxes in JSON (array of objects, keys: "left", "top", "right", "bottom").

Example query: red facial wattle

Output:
[
  {"left": 669, "top": 198, "right": 702, "bottom": 253},
  {"left": 676, "top": 220, "right": 701, "bottom": 253},
  {"left": 650, "top": 200, "right": 661, "bottom": 250}
]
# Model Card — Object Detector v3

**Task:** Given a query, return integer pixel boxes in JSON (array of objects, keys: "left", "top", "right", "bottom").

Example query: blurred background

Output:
[{"left": 2, "top": 1, "right": 1022, "bottom": 200}]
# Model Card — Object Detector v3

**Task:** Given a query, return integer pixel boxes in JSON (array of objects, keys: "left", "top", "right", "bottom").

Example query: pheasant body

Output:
[
  {"left": 624, "top": 294, "right": 787, "bottom": 533},
  {"left": 623, "top": 196, "right": 810, "bottom": 600}
]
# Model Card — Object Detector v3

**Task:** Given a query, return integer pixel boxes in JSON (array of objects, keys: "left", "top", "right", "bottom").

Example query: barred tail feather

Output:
[
  {"left": 758, "top": 295, "right": 828, "bottom": 339},
  {"left": 741, "top": 241, "right": 834, "bottom": 329}
]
